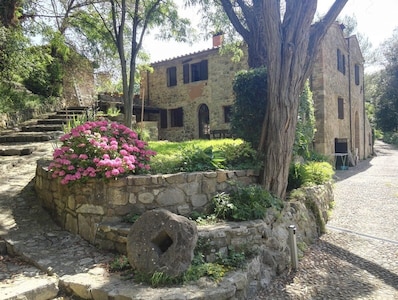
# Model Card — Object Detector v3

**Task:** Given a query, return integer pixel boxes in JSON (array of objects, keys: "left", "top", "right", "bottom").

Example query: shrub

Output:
[
  {"left": 211, "top": 184, "right": 283, "bottom": 221},
  {"left": 231, "top": 68, "right": 267, "bottom": 150},
  {"left": 49, "top": 120, "right": 156, "bottom": 184},
  {"left": 177, "top": 146, "right": 224, "bottom": 172},
  {"left": 288, "top": 161, "right": 334, "bottom": 191},
  {"left": 220, "top": 141, "right": 260, "bottom": 169}
]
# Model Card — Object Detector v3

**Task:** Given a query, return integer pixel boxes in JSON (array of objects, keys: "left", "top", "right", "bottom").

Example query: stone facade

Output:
[
  {"left": 311, "top": 22, "right": 373, "bottom": 160},
  {"left": 141, "top": 45, "right": 248, "bottom": 141},
  {"left": 141, "top": 23, "right": 372, "bottom": 161}
]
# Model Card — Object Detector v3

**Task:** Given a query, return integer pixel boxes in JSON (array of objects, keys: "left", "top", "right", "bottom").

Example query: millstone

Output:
[{"left": 126, "top": 209, "right": 198, "bottom": 277}]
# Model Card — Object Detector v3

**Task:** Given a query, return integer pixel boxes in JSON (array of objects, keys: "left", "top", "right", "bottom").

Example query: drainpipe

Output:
[
  {"left": 347, "top": 38, "right": 353, "bottom": 155},
  {"left": 146, "top": 70, "right": 150, "bottom": 106},
  {"left": 362, "top": 66, "right": 367, "bottom": 158}
]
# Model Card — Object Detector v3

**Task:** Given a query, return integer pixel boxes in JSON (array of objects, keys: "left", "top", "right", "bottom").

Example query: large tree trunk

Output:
[{"left": 257, "top": 0, "right": 348, "bottom": 199}]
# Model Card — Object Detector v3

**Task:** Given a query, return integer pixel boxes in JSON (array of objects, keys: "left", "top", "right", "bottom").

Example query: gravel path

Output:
[{"left": 256, "top": 140, "right": 398, "bottom": 299}]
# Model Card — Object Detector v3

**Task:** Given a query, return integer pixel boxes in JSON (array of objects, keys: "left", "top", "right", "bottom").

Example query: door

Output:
[{"left": 198, "top": 104, "right": 210, "bottom": 139}]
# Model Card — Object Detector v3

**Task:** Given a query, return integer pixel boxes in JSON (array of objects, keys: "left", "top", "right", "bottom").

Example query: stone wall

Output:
[
  {"left": 35, "top": 161, "right": 258, "bottom": 244},
  {"left": 0, "top": 102, "right": 63, "bottom": 130},
  {"left": 35, "top": 160, "right": 333, "bottom": 299}
]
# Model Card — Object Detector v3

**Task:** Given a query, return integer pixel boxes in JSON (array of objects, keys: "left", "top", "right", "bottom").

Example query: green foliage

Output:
[
  {"left": 22, "top": 45, "right": 64, "bottom": 97},
  {"left": 382, "top": 131, "right": 398, "bottom": 145},
  {"left": 148, "top": 139, "right": 260, "bottom": 174},
  {"left": 0, "top": 81, "right": 57, "bottom": 113},
  {"left": 0, "top": 25, "right": 29, "bottom": 81},
  {"left": 305, "top": 199, "right": 326, "bottom": 234},
  {"left": 62, "top": 114, "right": 89, "bottom": 133},
  {"left": 220, "top": 141, "right": 260, "bottom": 170},
  {"left": 107, "top": 107, "right": 121, "bottom": 117},
  {"left": 122, "top": 213, "right": 141, "bottom": 224},
  {"left": 294, "top": 81, "right": 316, "bottom": 158},
  {"left": 371, "top": 30, "right": 398, "bottom": 132},
  {"left": 211, "top": 184, "right": 283, "bottom": 221},
  {"left": 288, "top": 161, "right": 334, "bottom": 191},
  {"left": 108, "top": 255, "right": 131, "bottom": 272},
  {"left": 231, "top": 67, "right": 267, "bottom": 150},
  {"left": 177, "top": 146, "right": 224, "bottom": 172}
]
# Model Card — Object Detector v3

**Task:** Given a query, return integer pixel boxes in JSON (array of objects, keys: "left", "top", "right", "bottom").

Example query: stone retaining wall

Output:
[
  {"left": 35, "top": 160, "right": 258, "bottom": 244},
  {"left": 35, "top": 160, "right": 333, "bottom": 299}
]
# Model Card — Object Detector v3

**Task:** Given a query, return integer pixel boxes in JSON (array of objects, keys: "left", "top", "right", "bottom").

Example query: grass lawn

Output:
[
  {"left": 147, "top": 139, "right": 246, "bottom": 174},
  {"left": 148, "top": 139, "right": 243, "bottom": 156}
]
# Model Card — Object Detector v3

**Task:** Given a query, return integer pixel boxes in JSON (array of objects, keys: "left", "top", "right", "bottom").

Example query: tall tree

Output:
[
  {"left": 195, "top": 0, "right": 348, "bottom": 199},
  {"left": 85, "top": 0, "right": 190, "bottom": 127},
  {"left": 373, "top": 28, "right": 398, "bottom": 132}
]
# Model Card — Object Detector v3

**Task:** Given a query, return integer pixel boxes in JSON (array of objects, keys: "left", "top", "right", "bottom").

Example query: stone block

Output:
[
  {"left": 107, "top": 187, "right": 128, "bottom": 205},
  {"left": 138, "top": 192, "right": 155, "bottom": 204},
  {"left": 191, "top": 194, "right": 208, "bottom": 208},
  {"left": 126, "top": 209, "right": 198, "bottom": 277},
  {"left": 156, "top": 188, "right": 185, "bottom": 206}
]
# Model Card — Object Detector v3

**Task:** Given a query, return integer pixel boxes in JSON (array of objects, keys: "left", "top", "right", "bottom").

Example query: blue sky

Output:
[{"left": 144, "top": 0, "right": 398, "bottom": 62}]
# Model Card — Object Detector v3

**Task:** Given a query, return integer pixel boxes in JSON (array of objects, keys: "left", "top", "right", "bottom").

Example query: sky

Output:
[{"left": 144, "top": 0, "right": 398, "bottom": 63}]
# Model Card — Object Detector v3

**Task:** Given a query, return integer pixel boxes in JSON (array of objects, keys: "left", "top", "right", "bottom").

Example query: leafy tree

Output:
[
  {"left": 194, "top": 0, "right": 347, "bottom": 199},
  {"left": 373, "top": 28, "right": 398, "bottom": 132},
  {"left": 231, "top": 67, "right": 267, "bottom": 150},
  {"left": 82, "top": 0, "right": 191, "bottom": 127},
  {"left": 231, "top": 68, "right": 315, "bottom": 158}
]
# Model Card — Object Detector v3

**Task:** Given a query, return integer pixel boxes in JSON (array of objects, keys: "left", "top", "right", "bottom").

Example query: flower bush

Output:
[{"left": 49, "top": 120, "right": 156, "bottom": 184}]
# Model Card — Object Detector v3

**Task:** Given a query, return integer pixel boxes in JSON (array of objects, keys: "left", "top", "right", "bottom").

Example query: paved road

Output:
[{"left": 257, "top": 140, "right": 398, "bottom": 299}]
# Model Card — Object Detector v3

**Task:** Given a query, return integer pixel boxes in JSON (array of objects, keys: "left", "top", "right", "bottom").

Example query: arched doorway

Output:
[{"left": 198, "top": 104, "right": 210, "bottom": 139}]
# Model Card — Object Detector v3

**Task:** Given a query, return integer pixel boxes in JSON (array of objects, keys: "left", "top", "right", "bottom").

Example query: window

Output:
[
  {"left": 183, "top": 60, "right": 208, "bottom": 83},
  {"left": 170, "top": 107, "right": 183, "bottom": 127},
  {"left": 224, "top": 106, "right": 232, "bottom": 123},
  {"left": 183, "top": 64, "right": 190, "bottom": 83},
  {"left": 355, "top": 64, "right": 360, "bottom": 85},
  {"left": 160, "top": 109, "right": 167, "bottom": 128},
  {"left": 337, "top": 49, "right": 346, "bottom": 74},
  {"left": 338, "top": 97, "right": 344, "bottom": 119},
  {"left": 167, "top": 67, "right": 177, "bottom": 87}
]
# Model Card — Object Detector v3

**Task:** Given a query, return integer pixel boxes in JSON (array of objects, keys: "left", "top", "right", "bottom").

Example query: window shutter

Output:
[
  {"left": 183, "top": 64, "right": 189, "bottom": 83},
  {"left": 200, "top": 60, "right": 208, "bottom": 80}
]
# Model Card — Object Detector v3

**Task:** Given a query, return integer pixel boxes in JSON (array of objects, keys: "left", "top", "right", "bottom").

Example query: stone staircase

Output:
[{"left": 0, "top": 106, "right": 92, "bottom": 154}]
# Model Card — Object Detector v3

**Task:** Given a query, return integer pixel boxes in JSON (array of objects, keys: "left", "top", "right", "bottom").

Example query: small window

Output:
[
  {"left": 170, "top": 107, "right": 183, "bottom": 127},
  {"left": 224, "top": 106, "right": 232, "bottom": 123},
  {"left": 338, "top": 97, "right": 344, "bottom": 119},
  {"left": 167, "top": 67, "right": 177, "bottom": 87},
  {"left": 337, "top": 49, "right": 346, "bottom": 75},
  {"left": 160, "top": 109, "right": 167, "bottom": 128},
  {"left": 355, "top": 64, "right": 360, "bottom": 85}
]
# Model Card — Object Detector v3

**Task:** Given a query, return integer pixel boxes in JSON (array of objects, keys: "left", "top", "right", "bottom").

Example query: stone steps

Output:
[
  {"left": 0, "top": 106, "right": 92, "bottom": 145},
  {"left": 0, "top": 132, "right": 61, "bottom": 143}
]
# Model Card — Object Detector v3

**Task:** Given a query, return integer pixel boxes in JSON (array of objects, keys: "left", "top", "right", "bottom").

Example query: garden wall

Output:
[{"left": 35, "top": 160, "right": 258, "bottom": 244}]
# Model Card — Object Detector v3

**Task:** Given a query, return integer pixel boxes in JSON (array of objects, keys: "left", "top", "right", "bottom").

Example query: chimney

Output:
[{"left": 212, "top": 33, "right": 223, "bottom": 48}]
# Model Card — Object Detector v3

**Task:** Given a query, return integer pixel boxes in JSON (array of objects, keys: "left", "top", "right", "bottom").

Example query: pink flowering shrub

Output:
[{"left": 49, "top": 120, "right": 156, "bottom": 184}]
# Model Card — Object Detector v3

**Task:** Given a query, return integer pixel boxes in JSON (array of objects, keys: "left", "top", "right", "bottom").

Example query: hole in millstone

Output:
[{"left": 151, "top": 230, "right": 173, "bottom": 255}]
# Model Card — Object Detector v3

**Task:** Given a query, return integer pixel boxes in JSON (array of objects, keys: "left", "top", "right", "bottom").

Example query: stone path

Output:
[{"left": 256, "top": 140, "right": 398, "bottom": 299}]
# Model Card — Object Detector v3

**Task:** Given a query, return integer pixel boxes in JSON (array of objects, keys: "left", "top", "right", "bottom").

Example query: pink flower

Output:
[{"left": 79, "top": 154, "right": 88, "bottom": 160}]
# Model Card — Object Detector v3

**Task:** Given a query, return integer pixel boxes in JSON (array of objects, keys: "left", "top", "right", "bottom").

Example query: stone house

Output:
[
  {"left": 141, "top": 23, "right": 372, "bottom": 161},
  {"left": 141, "top": 36, "right": 248, "bottom": 141},
  {"left": 311, "top": 22, "right": 373, "bottom": 161}
]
